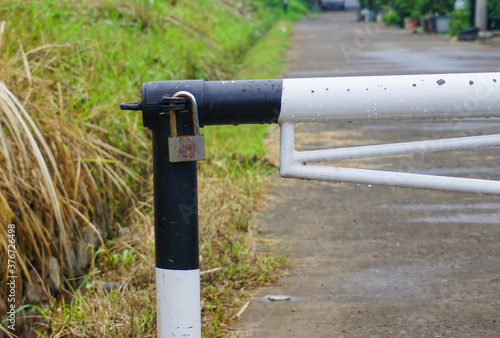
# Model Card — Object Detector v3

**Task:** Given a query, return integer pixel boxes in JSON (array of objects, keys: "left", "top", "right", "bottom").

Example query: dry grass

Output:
[
  {"left": 0, "top": 13, "right": 152, "bottom": 332},
  {"left": 0, "top": 40, "right": 147, "bottom": 316}
]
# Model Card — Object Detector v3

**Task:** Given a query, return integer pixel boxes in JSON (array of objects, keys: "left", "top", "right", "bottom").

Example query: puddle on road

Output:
[
  {"left": 364, "top": 119, "right": 500, "bottom": 131},
  {"left": 359, "top": 48, "right": 500, "bottom": 73},
  {"left": 333, "top": 264, "right": 450, "bottom": 301},
  {"left": 394, "top": 166, "right": 500, "bottom": 176},
  {"left": 377, "top": 203, "right": 500, "bottom": 224},
  {"left": 377, "top": 202, "right": 500, "bottom": 211},
  {"left": 408, "top": 213, "right": 500, "bottom": 224}
]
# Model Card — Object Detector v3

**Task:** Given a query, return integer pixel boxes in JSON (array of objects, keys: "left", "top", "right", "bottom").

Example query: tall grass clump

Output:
[
  {"left": 0, "top": 19, "right": 148, "bottom": 334},
  {"left": 0, "top": 0, "right": 309, "bottom": 336}
]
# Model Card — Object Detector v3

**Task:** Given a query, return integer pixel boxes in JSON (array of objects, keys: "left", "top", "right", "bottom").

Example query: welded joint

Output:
[{"left": 279, "top": 122, "right": 299, "bottom": 178}]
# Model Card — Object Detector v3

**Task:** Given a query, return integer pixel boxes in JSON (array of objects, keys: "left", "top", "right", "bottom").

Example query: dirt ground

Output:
[{"left": 234, "top": 2, "right": 500, "bottom": 337}]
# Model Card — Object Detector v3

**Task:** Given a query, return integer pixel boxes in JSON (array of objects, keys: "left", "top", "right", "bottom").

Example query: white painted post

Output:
[
  {"left": 156, "top": 269, "right": 201, "bottom": 337},
  {"left": 475, "top": 0, "right": 488, "bottom": 31}
]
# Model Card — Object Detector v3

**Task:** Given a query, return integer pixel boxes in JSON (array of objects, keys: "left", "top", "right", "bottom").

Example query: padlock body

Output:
[{"left": 168, "top": 135, "right": 206, "bottom": 162}]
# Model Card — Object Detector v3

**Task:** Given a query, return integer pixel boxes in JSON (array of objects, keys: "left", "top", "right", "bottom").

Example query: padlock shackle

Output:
[
  {"left": 132, "top": 79, "right": 283, "bottom": 129},
  {"left": 172, "top": 91, "right": 202, "bottom": 136}
]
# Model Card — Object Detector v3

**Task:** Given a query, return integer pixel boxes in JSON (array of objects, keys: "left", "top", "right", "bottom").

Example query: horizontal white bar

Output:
[
  {"left": 280, "top": 122, "right": 500, "bottom": 195},
  {"left": 279, "top": 73, "right": 500, "bottom": 123},
  {"left": 282, "top": 165, "right": 500, "bottom": 195},
  {"left": 294, "top": 134, "right": 500, "bottom": 163}
]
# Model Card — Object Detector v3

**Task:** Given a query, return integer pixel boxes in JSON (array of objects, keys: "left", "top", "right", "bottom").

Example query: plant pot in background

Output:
[{"left": 457, "top": 26, "right": 480, "bottom": 41}]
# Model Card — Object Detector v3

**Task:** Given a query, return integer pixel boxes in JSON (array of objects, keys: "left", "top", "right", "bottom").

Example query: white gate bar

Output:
[
  {"left": 280, "top": 123, "right": 500, "bottom": 195},
  {"left": 283, "top": 165, "right": 500, "bottom": 195},
  {"left": 279, "top": 72, "right": 500, "bottom": 123},
  {"left": 293, "top": 134, "right": 500, "bottom": 163}
]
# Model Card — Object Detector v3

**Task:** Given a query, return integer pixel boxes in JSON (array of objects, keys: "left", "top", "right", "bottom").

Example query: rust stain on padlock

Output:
[
  {"left": 167, "top": 91, "right": 206, "bottom": 162},
  {"left": 177, "top": 136, "right": 195, "bottom": 159},
  {"left": 169, "top": 135, "right": 205, "bottom": 162}
]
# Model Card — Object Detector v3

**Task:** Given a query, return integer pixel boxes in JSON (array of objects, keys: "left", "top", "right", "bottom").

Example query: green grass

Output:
[
  {"left": 1, "top": 0, "right": 279, "bottom": 136},
  {"left": 0, "top": 0, "right": 309, "bottom": 336},
  {"left": 204, "top": 16, "right": 302, "bottom": 166}
]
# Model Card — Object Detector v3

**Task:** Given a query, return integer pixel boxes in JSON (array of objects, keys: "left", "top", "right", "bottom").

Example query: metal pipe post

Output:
[
  {"left": 121, "top": 79, "right": 282, "bottom": 337},
  {"left": 152, "top": 109, "right": 201, "bottom": 337},
  {"left": 475, "top": 0, "right": 488, "bottom": 31},
  {"left": 470, "top": 0, "right": 476, "bottom": 27}
]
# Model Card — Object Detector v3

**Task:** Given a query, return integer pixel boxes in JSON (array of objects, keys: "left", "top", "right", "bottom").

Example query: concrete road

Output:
[{"left": 235, "top": 3, "right": 500, "bottom": 337}]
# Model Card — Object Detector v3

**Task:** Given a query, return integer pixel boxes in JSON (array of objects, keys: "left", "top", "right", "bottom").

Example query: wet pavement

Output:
[{"left": 235, "top": 2, "right": 500, "bottom": 337}]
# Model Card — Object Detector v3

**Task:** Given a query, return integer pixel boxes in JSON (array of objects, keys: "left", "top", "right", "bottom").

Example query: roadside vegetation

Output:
[
  {"left": 369, "top": 0, "right": 500, "bottom": 35},
  {"left": 0, "top": 0, "right": 309, "bottom": 336},
  {"left": 488, "top": 0, "right": 500, "bottom": 30},
  {"left": 374, "top": 0, "right": 455, "bottom": 21}
]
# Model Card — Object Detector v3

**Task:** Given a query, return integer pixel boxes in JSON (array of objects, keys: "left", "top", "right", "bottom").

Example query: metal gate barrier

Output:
[
  {"left": 279, "top": 73, "right": 500, "bottom": 194},
  {"left": 121, "top": 72, "right": 500, "bottom": 337}
]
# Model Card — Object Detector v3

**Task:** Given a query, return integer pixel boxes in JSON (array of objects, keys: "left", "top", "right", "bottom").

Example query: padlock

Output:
[{"left": 167, "top": 91, "right": 206, "bottom": 163}]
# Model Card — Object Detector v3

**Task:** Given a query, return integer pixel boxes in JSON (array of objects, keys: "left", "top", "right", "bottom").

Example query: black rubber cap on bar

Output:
[
  {"left": 202, "top": 79, "right": 282, "bottom": 126},
  {"left": 140, "top": 79, "right": 283, "bottom": 129}
]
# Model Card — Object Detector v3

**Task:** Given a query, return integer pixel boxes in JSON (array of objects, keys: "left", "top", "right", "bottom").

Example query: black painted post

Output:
[
  {"left": 470, "top": 0, "right": 476, "bottom": 27},
  {"left": 152, "top": 109, "right": 201, "bottom": 336}
]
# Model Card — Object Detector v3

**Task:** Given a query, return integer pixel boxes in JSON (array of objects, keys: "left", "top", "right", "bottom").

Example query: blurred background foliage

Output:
[{"left": 370, "top": 0, "right": 500, "bottom": 32}]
